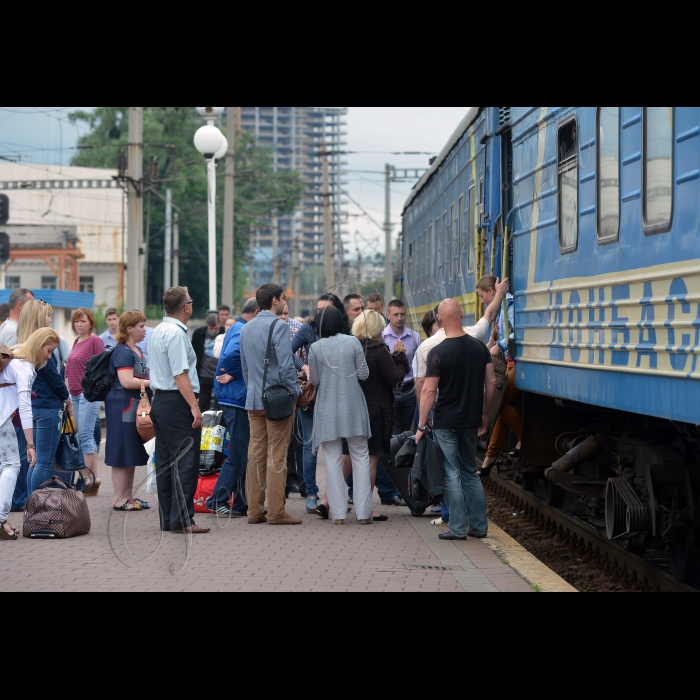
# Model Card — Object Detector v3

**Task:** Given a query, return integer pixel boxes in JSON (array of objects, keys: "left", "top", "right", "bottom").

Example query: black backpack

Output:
[{"left": 81, "top": 348, "right": 115, "bottom": 402}]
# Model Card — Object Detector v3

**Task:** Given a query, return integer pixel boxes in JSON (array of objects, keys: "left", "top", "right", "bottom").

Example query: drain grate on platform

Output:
[{"left": 403, "top": 564, "right": 464, "bottom": 572}]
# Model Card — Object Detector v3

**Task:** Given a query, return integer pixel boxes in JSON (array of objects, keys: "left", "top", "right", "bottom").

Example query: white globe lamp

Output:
[
  {"left": 194, "top": 124, "right": 225, "bottom": 160},
  {"left": 214, "top": 136, "right": 229, "bottom": 161},
  {"left": 196, "top": 107, "right": 225, "bottom": 120}
]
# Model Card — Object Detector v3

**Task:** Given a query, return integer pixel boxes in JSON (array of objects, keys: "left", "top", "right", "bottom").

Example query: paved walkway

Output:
[{"left": 0, "top": 451, "right": 566, "bottom": 592}]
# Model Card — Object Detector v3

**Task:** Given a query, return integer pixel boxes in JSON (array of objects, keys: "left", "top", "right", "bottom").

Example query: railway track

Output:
[{"left": 484, "top": 470, "right": 697, "bottom": 593}]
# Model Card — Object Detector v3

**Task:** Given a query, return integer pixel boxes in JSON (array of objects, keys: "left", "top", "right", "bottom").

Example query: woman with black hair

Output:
[
  {"left": 291, "top": 294, "right": 347, "bottom": 514},
  {"left": 307, "top": 306, "right": 372, "bottom": 525}
]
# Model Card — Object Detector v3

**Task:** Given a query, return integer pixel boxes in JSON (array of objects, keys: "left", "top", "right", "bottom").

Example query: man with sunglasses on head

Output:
[
  {"left": 0, "top": 288, "right": 35, "bottom": 347},
  {"left": 148, "top": 286, "right": 209, "bottom": 535}
]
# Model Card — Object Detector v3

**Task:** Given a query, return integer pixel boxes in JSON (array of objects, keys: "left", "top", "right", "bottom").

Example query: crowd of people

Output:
[{"left": 0, "top": 274, "right": 518, "bottom": 543}]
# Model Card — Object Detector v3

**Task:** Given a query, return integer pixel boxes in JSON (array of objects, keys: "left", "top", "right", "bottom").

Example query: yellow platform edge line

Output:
[{"left": 483, "top": 520, "right": 578, "bottom": 593}]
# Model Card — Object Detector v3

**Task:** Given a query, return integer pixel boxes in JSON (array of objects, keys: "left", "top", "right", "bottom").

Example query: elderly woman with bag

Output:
[
  {"left": 0, "top": 329, "right": 60, "bottom": 540},
  {"left": 104, "top": 310, "right": 152, "bottom": 512},
  {"left": 307, "top": 306, "right": 373, "bottom": 525}
]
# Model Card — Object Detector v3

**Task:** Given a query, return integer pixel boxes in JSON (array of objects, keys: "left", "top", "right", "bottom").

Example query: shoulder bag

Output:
[
  {"left": 297, "top": 377, "right": 316, "bottom": 410},
  {"left": 262, "top": 319, "right": 293, "bottom": 422},
  {"left": 136, "top": 378, "right": 155, "bottom": 443}
]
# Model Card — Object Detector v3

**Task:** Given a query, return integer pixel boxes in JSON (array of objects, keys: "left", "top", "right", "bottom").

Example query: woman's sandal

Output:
[
  {"left": 132, "top": 498, "right": 150, "bottom": 510},
  {"left": 0, "top": 521, "right": 19, "bottom": 541},
  {"left": 84, "top": 479, "right": 102, "bottom": 497},
  {"left": 508, "top": 447, "right": 521, "bottom": 460},
  {"left": 316, "top": 504, "right": 329, "bottom": 520},
  {"left": 476, "top": 462, "right": 495, "bottom": 479},
  {"left": 113, "top": 500, "right": 144, "bottom": 512},
  {"left": 373, "top": 515, "right": 389, "bottom": 522}
]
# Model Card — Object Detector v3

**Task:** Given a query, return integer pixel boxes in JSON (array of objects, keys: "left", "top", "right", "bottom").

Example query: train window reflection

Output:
[
  {"left": 449, "top": 203, "right": 455, "bottom": 280},
  {"left": 597, "top": 107, "right": 620, "bottom": 242},
  {"left": 558, "top": 118, "right": 578, "bottom": 253},
  {"left": 443, "top": 211, "right": 449, "bottom": 284},
  {"left": 643, "top": 107, "right": 673, "bottom": 233},
  {"left": 433, "top": 218, "right": 439, "bottom": 287}
]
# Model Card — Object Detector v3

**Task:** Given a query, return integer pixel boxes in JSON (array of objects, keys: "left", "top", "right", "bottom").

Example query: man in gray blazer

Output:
[{"left": 240, "top": 283, "right": 302, "bottom": 525}]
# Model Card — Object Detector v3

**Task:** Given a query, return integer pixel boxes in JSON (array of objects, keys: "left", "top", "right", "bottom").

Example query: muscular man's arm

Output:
[
  {"left": 415, "top": 377, "right": 438, "bottom": 444},
  {"left": 479, "top": 364, "right": 498, "bottom": 436}
]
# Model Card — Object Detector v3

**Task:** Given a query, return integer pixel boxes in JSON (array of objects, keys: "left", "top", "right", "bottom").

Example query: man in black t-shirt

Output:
[{"left": 415, "top": 299, "right": 497, "bottom": 541}]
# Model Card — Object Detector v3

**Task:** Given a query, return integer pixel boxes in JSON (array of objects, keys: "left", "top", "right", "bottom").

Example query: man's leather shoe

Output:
[
  {"left": 172, "top": 524, "right": 210, "bottom": 534},
  {"left": 268, "top": 514, "right": 302, "bottom": 525},
  {"left": 467, "top": 530, "right": 488, "bottom": 539},
  {"left": 439, "top": 532, "right": 467, "bottom": 541},
  {"left": 248, "top": 516, "right": 268, "bottom": 524},
  {"left": 381, "top": 496, "right": 406, "bottom": 507}
]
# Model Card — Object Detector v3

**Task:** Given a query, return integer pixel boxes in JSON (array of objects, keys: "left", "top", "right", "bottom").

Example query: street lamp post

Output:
[{"left": 194, "top": 107, "right": 226, "bottom": 311}]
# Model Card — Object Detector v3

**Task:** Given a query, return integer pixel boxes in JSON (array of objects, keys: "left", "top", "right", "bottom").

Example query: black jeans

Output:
[
  {"left": 286, "top": 412, "right": 305, "bottom": 495},
  {"left": 198, "top": 376, "right": 216, "bottom": 413},
  {"left": 151, "top": 391, "right": 202, "bottom": 531},
  {"left": 393, "top": 388, "right": 416, "bottom": 434}
]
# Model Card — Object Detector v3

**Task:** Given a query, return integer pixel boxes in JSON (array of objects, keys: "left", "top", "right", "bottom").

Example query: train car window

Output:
[
  {"left": 479, "top": 177, "right": 485, "bottom": 218},
  {"left": 443, "top": 211, "right": 449, "bottom": 284},
  {"left": 458, "top": 194, "right": 464, "bottom": 278},
  {"left": 418, "top": 233, "right": 423, "bottom": 291},
  {"left": 597, "top": 107, "right": 620, "bottom": 243},
  {"left": 468, "top": 184, "right": 476, "bottom": 273},
  {"left": 643, "top": 107, "right": 673, "bottom": 234},
  {"left": 448, "top": 202, "right": 457, "bottom": 280},
  {"left": 558, "top": 117, "right": 578, "bottom": 253},
  {"left": 431, "top": 216, "right": 440, "bottom": 287}
]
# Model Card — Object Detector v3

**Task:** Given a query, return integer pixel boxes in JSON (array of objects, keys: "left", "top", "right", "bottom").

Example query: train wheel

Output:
[
  {"left": 543, "top": 479, "right": 566, "bottom": 508},
  {"left": 667, "top": 529, "right": 700, "bottom": 584},
  {"left": 522, "top": 474, "right": 539, "bottom": 492}
]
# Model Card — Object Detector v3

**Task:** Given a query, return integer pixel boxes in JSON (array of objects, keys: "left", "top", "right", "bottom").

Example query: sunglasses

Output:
[{"left": 182, "top": 299, "right": 194, "bottom": 308}]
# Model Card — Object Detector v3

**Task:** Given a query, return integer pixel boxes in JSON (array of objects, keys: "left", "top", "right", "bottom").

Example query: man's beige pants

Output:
[{"left": 246, "top": 409, "right": 295, "bottom": 521}]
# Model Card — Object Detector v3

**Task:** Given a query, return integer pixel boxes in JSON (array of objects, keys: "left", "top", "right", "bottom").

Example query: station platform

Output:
[{"left": 0, "top": 451, "right": 575, "bottom": 593}]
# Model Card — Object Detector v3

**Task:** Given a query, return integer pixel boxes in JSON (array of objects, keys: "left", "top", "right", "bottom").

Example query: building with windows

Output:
[
  {"left": 238, "top": 107, "right": 348, "bottom": 292},
  {"left": 0, "top": 163, "right": 124, "bottom": 311}
]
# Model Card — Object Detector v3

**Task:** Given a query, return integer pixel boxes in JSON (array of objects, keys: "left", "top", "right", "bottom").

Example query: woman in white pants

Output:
[
  {"left": 0, "top": 329, "right": 60, "bottom": 540},
  {"left": 308, "top": 306, "right": 372, "bottom": 524}
]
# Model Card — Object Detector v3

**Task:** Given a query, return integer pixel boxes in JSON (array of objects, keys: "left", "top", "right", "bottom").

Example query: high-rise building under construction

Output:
[{"left": 238, "top": 107, "right": 348, "bottom": 297}]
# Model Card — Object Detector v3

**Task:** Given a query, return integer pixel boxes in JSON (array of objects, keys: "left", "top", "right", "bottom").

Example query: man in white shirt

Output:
[{"left": 0, "top": 288, "right": 35, "bottom": 347}]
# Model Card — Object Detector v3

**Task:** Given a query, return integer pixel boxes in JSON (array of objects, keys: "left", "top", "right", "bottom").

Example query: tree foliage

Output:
[{"left": 69, "top": 107, "right": 303, "bottom": 312}]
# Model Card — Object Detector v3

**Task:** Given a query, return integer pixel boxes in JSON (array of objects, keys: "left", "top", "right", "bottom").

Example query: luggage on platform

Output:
[
  {"left": 193, "top": 473, "right": 234, "bottom": 514},
  {"left": 382, "top": 432, "right": 429, "bottom": 517},
  {"left": 200, "top": 410, "right": 226, "bottom": 476},
  {"left": 23, "top": 477, "right": 91, "bottom": 539}
]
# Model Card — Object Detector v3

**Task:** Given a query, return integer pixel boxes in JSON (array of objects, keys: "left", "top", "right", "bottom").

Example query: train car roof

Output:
[{"left": 402, "top": 107, "right": 482, "bottom": 214}]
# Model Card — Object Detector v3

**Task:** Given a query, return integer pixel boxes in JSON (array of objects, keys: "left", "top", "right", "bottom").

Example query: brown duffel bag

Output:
[{"left": 23, "top": 477, "right": 91, "bottom": 539}]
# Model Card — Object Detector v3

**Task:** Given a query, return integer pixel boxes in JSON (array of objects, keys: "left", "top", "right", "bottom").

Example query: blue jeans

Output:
[
  {"left": 10, "top": 425, "right": 28, "bottom": 511},
  {"left": 29, "top": 408, "right": 63, "bottom": 494},
  {"left": 206, "top": 404, "right": 249, "bottom": 512},
  {"left": 71, "top": 393, "right": 99, "bottom": 455},
  {"left": 440, "top": 497, "right": 450, "bottom": 523},
  {"left": 299, "top": 408, "right": 319, "bottom": 498},
  {"left": 94, "top": 411, "right": 102, "bottom": 454},
  {"left": 433, "top": 428, "right": 487, "bottom": 538}
]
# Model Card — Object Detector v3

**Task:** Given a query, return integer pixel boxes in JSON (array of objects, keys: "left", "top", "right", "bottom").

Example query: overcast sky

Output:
[{"left": 0, "top": 106, "right": 471, "bottom": 261}]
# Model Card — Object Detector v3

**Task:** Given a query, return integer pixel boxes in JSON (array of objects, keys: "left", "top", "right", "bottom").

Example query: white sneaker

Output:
[{"left": 431, "top": 517, "right": 448, "bottom": 527}]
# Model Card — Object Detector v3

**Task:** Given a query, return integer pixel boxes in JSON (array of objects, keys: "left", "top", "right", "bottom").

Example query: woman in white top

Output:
[{"left": 0, "top": 328, "right": 60, "bottom": 540}]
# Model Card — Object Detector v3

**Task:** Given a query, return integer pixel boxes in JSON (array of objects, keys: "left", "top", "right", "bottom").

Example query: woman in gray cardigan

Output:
[{"left": 308, "top": 306, "right": 372, "bottom": 524}]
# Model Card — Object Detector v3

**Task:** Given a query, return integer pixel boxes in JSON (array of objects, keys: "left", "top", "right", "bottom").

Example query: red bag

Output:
[{"left": 193, "top": 474, "right": 234, "bottom": 513}]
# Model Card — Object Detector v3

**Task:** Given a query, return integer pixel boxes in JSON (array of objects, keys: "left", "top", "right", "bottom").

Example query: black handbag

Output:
[
  {"left": 261, "top": 319, "right": 293, "bottom": 422},
  {"left": 55, "top": 412, "right": 86, "bottom": 473}
]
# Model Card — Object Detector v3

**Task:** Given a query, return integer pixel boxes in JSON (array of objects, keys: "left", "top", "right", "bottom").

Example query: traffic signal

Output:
[
  {"left": 0, "top": 194, "right": 8, "bottom": 226},
  {"left": 0, "top": 232, "right": 9, "bottom": 265}
]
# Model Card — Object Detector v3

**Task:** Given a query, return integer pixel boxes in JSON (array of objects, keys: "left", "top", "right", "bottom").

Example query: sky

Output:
[{"left": 0, "top": 106, "right": 471, "bottom": 262}]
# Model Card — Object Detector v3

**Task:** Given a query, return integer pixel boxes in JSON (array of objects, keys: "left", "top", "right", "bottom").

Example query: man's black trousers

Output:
[{"left": 151, "top": 391, "right": 202, "bottom": 531}]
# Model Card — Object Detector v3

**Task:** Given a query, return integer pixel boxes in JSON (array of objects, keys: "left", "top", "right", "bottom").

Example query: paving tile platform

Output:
[{"left": 0, "top": 449, "right": 574, "bottom": 592}]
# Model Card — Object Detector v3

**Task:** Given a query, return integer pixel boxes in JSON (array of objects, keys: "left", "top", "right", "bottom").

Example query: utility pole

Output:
[
  {"left": 356, "top": 247, "right": 362, "bottom": 282},
  {"left": 222, "top": 106, "right": 235, "bottom": 309},
  {"left": 127, "top": 107, "right": 143, "bottom": 311},
  {"left": 271, "top": 209, "right": 279, "bottom": 285},
  {"left": 172, "top": 212, "right": 180, "bottom": 288},
  {"left": 385, "top": 164, "right": 428, "bottom": 302},
  {"left": 164, "top": 188, "right": 172, "bottom": 291},
  {"left": 384, "top": 163, "right": 393, "bottom": 301},
  {"left": 248, "top": 223, "right": 255, "bottom": 296},
  {"left": 321, "top": 143, "right": 334, "bottom": 290}
]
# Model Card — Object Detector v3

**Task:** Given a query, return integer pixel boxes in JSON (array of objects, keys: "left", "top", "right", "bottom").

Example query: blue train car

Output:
[
  {"left": 401, "top": 107, "right": 508, "bottom": 334},
  {"left": 403, "top": 107, "right": 700, "bottom": 582}
]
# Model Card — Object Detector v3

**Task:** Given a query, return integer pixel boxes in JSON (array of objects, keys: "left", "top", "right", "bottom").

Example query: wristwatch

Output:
[{"left": 417, "top": 425, "right": 428, "bottom": 433}]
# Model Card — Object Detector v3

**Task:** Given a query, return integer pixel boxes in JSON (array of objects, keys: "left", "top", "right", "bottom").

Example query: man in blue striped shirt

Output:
[{"left": 149, "top": 286, "right": 209, "bottom": 535}]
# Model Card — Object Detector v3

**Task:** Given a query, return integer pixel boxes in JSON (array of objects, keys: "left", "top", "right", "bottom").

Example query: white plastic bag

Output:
[{"left": 144, "top": 437, "right": 157, "bottom": 494}]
